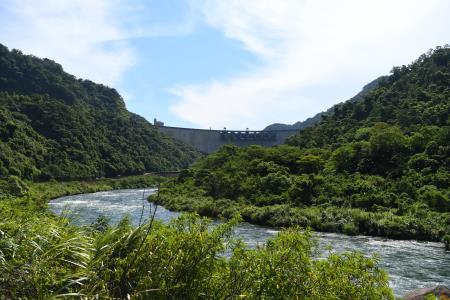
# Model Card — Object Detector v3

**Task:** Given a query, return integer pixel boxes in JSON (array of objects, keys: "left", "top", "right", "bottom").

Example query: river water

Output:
[{"left": 48, "top": 188, "right": 450, "bottom": 297}]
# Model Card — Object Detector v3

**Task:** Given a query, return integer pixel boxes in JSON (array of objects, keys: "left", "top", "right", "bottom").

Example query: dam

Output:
[{"left": 154, "top": 120, "right": 299, "bottom": 154}]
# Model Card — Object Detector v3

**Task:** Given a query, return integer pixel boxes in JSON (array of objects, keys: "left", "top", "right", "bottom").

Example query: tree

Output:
[{"left": 288, "top": 175, "right": 313, "bottom": 205}]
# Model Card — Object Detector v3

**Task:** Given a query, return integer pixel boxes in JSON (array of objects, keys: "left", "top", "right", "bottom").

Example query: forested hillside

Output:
[
  {"left": 264, "top": 76, "right": 385, "bottom": 131},
  {"left": 157, "top": 46, "right": 450, "bottom": 244},
  {"left": 0, "top": 44, "right": 200, "bottom": 181},
  {"left": 287, "top": 48, "right": 449, "bottom": 148}
]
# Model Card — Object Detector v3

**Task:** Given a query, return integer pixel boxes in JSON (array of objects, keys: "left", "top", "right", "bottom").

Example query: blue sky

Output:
[
  {"left": 122, "top": 25, "right": 261, "bottom": 128},
  {"left": 1, "top": 0, "right": 449, "bottom": 129}
]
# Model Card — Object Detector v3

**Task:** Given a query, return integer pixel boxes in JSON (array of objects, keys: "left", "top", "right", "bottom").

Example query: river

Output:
[{"left": 48, "top": 188, "right": 450, "bottom": 297}]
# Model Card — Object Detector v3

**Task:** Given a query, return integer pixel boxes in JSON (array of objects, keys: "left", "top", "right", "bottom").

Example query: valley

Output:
[{"left": 0, "top": 43, "right": 448, "bottom": 299}]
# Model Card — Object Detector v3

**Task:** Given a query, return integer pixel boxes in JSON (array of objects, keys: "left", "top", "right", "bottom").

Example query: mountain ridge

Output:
[
  {"left": 0, "top": 43, "right": 200, "bottom": 181},
  {"left": 155, "top": 45, "right": 450, "bottom": 244},
  {"left": 264, "top": 76, "right": 386, "bottom": 131}
]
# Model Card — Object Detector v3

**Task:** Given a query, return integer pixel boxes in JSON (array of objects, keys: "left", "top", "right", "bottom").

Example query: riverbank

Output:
[
  {"left": 31, "top": 175, "right": 164, "bottom": 202},
  {"left": 49, "top": 188, "right": 450, "bottom": 297},
  {"left": 1, "top": 177, "right": 395, "bottom": 299},
  {"left": 1, "top": 175, "right": 164, "bottom": 212},
  {"left": 153, "top": 181, "right": 449, "bottom": 245}
]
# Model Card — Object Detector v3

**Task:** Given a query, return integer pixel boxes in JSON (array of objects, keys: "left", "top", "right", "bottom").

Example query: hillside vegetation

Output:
[
  {"left": 1, "top": 43, "right": 448, "bottom": 298},
  {"left": 157, "top": 46, "right": 450, "bottom": 244},
  {"left": 0, "top": 44, "right": 200, "bottom": 181},
  {"left": 264, "top": 76, "right": 385, "bottom": 131}
]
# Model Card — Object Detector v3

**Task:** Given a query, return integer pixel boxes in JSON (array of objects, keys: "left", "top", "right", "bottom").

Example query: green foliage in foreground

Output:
[
  {"left": 0, "top": 182, "right": 393, "bottom": 299},
  {"left": 0, "top": 43, "right": 200, "bottom": 181},
  {"left": 155, "top": 47, "right": 450, "bottom": 243}
]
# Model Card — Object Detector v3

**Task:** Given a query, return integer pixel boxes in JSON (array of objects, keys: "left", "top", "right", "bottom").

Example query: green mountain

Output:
[
  {"left": 0, "top": 44, "right": 200, "bottom": 181},
  {"left": 157, "top": 46, "right": 450, "bottom": 243},
  {"left": 287, "top": 48, "right": 449, "bottom": 148},
  {"left": 264, "top": 76, "right": 386, "bottom": 131}
]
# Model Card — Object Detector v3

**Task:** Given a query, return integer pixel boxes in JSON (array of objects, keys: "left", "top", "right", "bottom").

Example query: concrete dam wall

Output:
[{"left": 156, "top": 125, "right": 299, "bottom": 154}]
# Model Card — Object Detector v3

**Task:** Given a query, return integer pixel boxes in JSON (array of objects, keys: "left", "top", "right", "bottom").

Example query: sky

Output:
[{"left": 0, "top": 0, "right": 449, "bottom": 130}]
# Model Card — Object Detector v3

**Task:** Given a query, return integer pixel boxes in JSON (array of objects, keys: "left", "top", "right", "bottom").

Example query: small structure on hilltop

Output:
[{"left": 153, "top": 118, "right": 164, "bottom": 126}]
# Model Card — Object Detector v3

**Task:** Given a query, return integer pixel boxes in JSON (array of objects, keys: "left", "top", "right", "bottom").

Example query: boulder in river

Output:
[
  {"left": 403, "top": 285, "right": 450, "bottom": 300},
  {"left": 443, "top": 235, "right": 450, "bottom": 251}
]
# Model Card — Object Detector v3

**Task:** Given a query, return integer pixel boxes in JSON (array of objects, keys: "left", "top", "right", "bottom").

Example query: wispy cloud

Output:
[
  {"left": 171, "top": 0, "right": 450, "bottom": 129},
  {"left": 0, "top": 0, "right": 135, "bottom": 86},
  {"left": 1, "top": 0, "right": 448, "bottom": 129},
  {"left": 0, "top": 0, "right": 197, "bottom": 87}
]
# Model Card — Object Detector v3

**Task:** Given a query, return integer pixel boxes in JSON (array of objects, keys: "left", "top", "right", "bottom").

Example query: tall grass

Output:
[
  {"left": 1, "top": 212, "right": 393, "bottom": 299},
  {"left": 0, "top": 179, "right": 394, "bottom": 299},
  {"left": 0, "top": 213, "right": 92, "bottom": 298}
]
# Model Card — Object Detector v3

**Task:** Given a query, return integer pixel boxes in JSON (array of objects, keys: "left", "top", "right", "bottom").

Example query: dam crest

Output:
[{"left": 154, "top": 119, "right": 299, "bottom": 154}]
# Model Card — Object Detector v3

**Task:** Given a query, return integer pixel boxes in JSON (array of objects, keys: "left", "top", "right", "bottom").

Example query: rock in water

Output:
[
  {"left": 403, "top": 285, "right": 450, "bottom": 300},
  {"left": 443, "top": 235, "right": 450, "bottom": 251}
]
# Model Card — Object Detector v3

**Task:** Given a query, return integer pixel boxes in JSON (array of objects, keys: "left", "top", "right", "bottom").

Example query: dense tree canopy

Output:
[
  {"left": 158, "top": 46, "right": 450, "bottom": 243},
  {"left": 264, "top": 76, "right": 386, "bottom": 131},
  {"left": 0, "top": 43, "right": 200, "bottom": 181},
  {"left": 287, "top": 46, "right": 449, "bottom": 149}
]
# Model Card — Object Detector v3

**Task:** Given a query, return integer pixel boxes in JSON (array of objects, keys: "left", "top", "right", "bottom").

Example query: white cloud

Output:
[
  {"left": 171, "top": 0, "right": 450, "bottom": 129},
  {"left": 0, "top": 0, "right": 138, "bottom": 86},
  {"left": 0, "top": 0, "right": 197, "bottom": 87}
]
